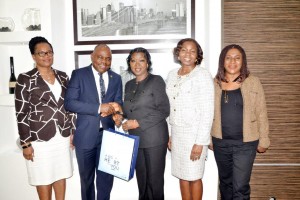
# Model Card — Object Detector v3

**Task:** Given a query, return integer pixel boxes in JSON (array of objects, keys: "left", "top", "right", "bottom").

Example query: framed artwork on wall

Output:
[
  {"left": 74, "top": 48, "right": 177, "bottom": 96},
  {"left": 74, "top": 48, "right": 176, "bottom": 80},
  {"left": 73, "top": 0, "right": 195, "bottom": 45}
]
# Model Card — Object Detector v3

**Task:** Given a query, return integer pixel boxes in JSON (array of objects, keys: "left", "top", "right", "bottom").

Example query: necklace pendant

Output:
[
  {"left": 224, "top": 97, "right": 229, "bottom": 103},
  {"left": 224, "top": 90, "right": 229, "bottom": 103}
]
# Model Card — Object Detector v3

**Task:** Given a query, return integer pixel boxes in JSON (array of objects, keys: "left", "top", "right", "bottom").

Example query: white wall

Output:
[{"left": 0, "top": 0, "right": 222, "bottom": 199}]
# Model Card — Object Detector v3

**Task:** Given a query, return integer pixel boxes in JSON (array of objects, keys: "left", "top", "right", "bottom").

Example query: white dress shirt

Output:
[
  {"left": 91, "top": 65, "right": 109, "bottom": 103},
  {"left": 92, "top": 66, "right": 109, "bottom": 127}
]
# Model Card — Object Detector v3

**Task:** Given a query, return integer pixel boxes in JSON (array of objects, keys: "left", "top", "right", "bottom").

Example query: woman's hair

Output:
[
  {"left": 173, "top": 38, "right": 203, "bottom": 65},
  {"left": 29, "top": 36, "right": 53, "bottom": 55},
  {"left": 215, "top": 44, "right": 250, "bottom": 85},
  {"left": 126, "top": 47, "right": 152, "bottom": 74}
]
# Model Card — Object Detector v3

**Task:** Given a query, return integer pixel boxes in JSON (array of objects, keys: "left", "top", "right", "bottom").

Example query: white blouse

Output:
[{"left": 45, "top": 78, "right": 62, "bottom": 102}]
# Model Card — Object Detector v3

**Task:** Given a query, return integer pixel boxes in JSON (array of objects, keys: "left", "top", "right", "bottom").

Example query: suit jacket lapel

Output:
[
  {"left": 104, "top": 69, "right": 115, "bottom": 102},
  {"left": 87, "top": 65, "right": 101, "bottom": 103},
  {"left": 54, "top": 69, "right": 67, "bottom": 107}
]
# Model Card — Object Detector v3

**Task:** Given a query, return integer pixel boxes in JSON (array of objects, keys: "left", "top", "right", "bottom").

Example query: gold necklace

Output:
[
  {"left": 226, "top": 76, "right": 240, "bottom": 83},
  {"left": 224, "top": 90, "right": 229, "bottom": 103}
]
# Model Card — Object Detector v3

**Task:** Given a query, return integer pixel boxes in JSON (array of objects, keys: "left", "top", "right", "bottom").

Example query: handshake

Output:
[
  {"left": 100, "top": 102, "right": 139, "bottom": 130},
  {"left": 100, "top": 102, "right": 123, "bottom": 117},
  {"left": 100, "top": 102, "right": 123, "bottom": 127}
]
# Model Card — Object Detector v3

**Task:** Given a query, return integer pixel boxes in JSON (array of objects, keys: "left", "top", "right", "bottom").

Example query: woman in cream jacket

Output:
[{"left": 211, "top": 44, "right": 270, "bottom": 200}]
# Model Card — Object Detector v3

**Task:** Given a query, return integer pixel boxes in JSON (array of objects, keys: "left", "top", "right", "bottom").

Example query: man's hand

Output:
[
  {"left": 109, "top": 102, "right": 123, "bottom": 113},
  {"left": 100, "top": 103, "right": 115, "bottom": 117}
]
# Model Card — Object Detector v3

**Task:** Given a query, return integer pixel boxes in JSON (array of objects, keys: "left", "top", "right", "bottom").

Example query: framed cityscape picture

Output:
[
  {"left": 73, "top": 0, "right": 195, "bottom": 45},
  {"left": 74, "top": 48, "right": 176, "bottom": 89},
  {"left": 74, "top": 48, "right": 176, "bottom": 97}
]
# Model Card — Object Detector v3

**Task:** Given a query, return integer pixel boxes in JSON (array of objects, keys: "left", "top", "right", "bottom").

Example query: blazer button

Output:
[
  {"left": 174, "top": 109, "right": 176, "bottom": 111},
  {"left": 130, "top": 109, "right": 133, "bottom": 112},
  {"left": 130, "top": 99, "right": 133, "bottom": 102}
]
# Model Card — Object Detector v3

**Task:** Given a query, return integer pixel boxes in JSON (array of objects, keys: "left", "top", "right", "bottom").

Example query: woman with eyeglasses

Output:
[{"left": 14, "top": 36, "right": 75, "bottom": 200}]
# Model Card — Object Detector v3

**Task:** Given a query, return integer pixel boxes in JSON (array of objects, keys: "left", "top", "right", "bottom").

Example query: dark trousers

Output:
[
  {"left": 213, "top": 138, "right": 258, "bottom": 200},
  {"left": 135, "top": 143, "right": 168, "bottom": 200},
  {"left": 75, "top": 132, "right": 114, "bottom": 200}
]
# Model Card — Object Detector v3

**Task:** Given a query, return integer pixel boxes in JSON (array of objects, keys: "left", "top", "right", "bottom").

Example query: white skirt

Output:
[
  {"left": 171, "top": 125, "right": 208, "bottom": 181},
  {"left": 25, "top": 132, "right": 73, "bottom": 186}
]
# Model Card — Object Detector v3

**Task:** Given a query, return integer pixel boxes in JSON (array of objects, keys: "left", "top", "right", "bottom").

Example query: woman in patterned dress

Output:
[
  {"left": 15, "top": 36, "right": 75, "bottom": 200},
  {"left": 166, "top": 38, "right": 214, "bottom": 200}
]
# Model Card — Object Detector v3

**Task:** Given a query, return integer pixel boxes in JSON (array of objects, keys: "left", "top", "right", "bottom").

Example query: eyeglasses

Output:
[{"left": 35, "top": 51, "right": 54, "bottom": 57}]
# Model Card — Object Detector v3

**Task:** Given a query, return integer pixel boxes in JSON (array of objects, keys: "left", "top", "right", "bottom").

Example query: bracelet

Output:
[{"left": 22, "top": 143, "right": 32, "bottom": 149}]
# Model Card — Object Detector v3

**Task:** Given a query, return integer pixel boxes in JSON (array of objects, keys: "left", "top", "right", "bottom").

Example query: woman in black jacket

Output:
[{"left": 121, "top": 47, "right": 170, "bottom": 200}]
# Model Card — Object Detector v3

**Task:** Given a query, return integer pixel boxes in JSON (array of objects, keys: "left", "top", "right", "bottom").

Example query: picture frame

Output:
[
  {"left": 74, "top": 49, "right": 178, "bottom": 97},
  {"left": 74, "top": 48, "right": 177, "bottom": 81},
  {"left": 73, "top": 0, "right": 195, "bottom": 45}
]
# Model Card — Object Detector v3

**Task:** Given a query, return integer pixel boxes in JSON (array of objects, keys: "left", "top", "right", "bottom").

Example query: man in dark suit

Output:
[{"left": 64, "top": 44, "right": 122, "bottom": 200}]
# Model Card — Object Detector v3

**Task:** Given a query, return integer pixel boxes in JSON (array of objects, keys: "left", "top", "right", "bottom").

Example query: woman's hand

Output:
[
  {"left": 208, "top": 143, "right": 214, "bottom": 151},
  {"left": 23, "top": 146, "right": 34, "bottom": 162},
  {"left": 257, "top": 146, "right": 268, "bottom": 153},
  {"left": 168, "top": 136, "right": 172, "bottom": 151},
  {"left": 122, "top": 119, "right": 139, "bottom": 131},
  {"left": 112, "top": 113, "right": 123, "bottom": 127},
  {"left": 70, "top": 134, "right": 75, "bottom": 150},
  {"left": 190, "top": 144, "right": 203, "bottom": 161}
]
